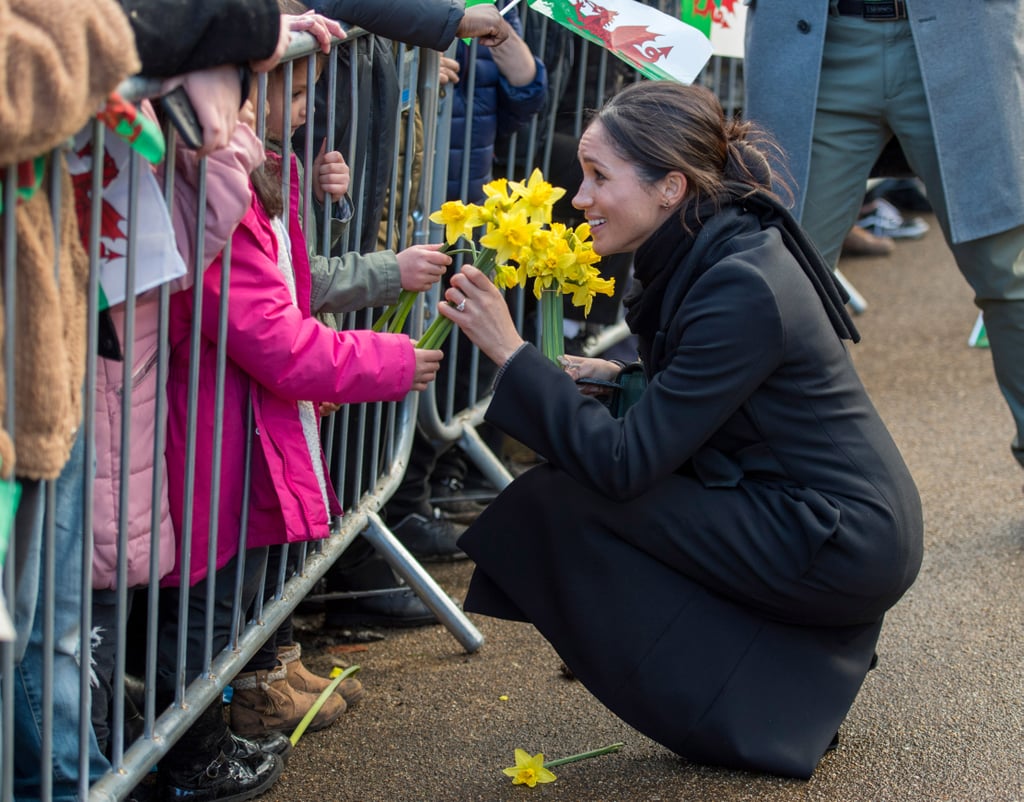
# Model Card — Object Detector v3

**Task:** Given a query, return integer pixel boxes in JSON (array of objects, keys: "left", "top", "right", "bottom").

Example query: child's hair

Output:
[
  {"left": 250, "top": 0, "right": 331, "bottom": 219},
  {"left": 251, "top": 158, "right": 284, "bottom": 219}
]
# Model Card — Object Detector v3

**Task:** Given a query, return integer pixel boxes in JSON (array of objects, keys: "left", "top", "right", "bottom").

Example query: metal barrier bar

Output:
[{"left": 2, "top": 164, "right": 17, "bottom": 802}]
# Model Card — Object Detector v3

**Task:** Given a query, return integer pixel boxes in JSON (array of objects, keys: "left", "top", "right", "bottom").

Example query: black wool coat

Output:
[{"left": 459, "top": 205, "right": 924, "bottom": 778}]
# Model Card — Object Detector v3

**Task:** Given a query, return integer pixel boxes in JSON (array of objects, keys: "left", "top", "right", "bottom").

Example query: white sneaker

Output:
[{"left": 857, "top": 198, "right": 930, "bottom": 240}]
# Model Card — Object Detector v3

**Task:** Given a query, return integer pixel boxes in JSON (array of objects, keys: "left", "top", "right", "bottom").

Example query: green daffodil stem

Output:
[
  {"left": 373, "top": 243, "right": 471, "bottom": 335},
  {"left": 289, "top": 665, "right": 361, "bottom": 747},
  {"left": 542, "top": 742, "right": 625, "bottom": 769},
  {"left": 415, "top": 247, "right": 498, "bottom": 350},
  {"left": 541, "top": 287, "right": 565, "bottom": 364},
  {"left": 373, "top": 289, "right": 414, "bottom": 333},
  {"left": 415, "top": 314, "right": 455, "bottom": 350}
]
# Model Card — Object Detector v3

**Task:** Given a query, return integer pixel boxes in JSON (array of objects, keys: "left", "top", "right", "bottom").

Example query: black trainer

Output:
[
  {"left": 391, "top": 511, "right": 468, "bottom": 562},
  {"left": 325, "top": 587, "right": 439, "bottom": 629},
  {"left": 321, "top": 552, "right": 441, "bottom": 629}
]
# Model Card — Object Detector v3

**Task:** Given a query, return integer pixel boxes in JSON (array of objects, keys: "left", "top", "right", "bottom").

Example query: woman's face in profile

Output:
[{"left": 571, "top": 121, "right": 676, "bottom": 255}]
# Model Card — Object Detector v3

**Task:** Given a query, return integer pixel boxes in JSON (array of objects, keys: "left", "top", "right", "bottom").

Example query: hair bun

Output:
[{"left": 725, "top": 138, "right": 773, "bottom": 190}]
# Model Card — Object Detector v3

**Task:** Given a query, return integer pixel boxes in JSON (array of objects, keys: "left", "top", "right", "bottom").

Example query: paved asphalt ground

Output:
[{"left": 268, "top": 217, "right": 1024, "bottom": 802}]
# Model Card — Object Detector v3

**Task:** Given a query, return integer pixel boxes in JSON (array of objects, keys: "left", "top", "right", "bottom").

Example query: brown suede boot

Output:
[
  {"left": 277, "top": 642, "right": 365, "bottom": 707},
  {"left": 229, "top": 662, "right": 345, "bottom": 738}
]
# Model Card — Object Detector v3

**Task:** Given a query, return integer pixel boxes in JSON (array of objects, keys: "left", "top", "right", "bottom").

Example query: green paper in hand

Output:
[{"left": 0, "top": 475, "right": 22, "bottom": 571}]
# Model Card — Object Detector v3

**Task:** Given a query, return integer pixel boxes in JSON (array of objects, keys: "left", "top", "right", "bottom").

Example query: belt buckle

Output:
[{"left": 862, "top": 0, "right": 905, "bottom": 20}]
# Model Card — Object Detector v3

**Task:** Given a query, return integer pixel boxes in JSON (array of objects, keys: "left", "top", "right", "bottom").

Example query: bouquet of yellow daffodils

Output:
[{"left": 373, "top": 169, "right": 615, "bottom": 363}]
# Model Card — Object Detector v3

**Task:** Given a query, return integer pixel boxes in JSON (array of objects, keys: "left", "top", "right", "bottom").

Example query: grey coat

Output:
[{"left": 743, "top": 0, "right": 1024, "bottom": 243}]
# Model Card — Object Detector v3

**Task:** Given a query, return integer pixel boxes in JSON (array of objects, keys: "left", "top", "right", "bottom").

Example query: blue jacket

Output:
[{"left": 447, "top": 9, "right": 546, "bottom": 203}]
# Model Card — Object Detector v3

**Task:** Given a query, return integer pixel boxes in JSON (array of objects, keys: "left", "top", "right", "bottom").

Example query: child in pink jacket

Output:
[
  {"left": 157, "top": 37, "right": 443, "bottom": 759},
  {"left": 226, "top": 15, "right": 456, "bottom": 739}
]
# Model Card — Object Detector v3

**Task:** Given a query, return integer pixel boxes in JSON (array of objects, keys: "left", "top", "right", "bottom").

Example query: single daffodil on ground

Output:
[
  {"left": 503, "top": 749, "right": 557, "bottom": 788},
  {"left": 502, "top": 742, "right": 625, "bottom": 788}
]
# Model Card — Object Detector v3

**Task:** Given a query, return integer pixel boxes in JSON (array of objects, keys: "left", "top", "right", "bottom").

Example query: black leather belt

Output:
[{"left": 835, "top": 0, "right": 908, "bottom": 20}]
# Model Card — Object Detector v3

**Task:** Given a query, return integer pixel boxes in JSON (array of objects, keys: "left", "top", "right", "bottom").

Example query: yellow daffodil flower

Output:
[
  {"left": 480, "top": 207, "right": 541, "bottom": 267},
  {"left": 429, "top": 200, "right": 485, "bottom": 246},
  {"left": 508, "top": 167, "right": 566, "bottom": 224},
  {"left": 495, "top": 264, "right": 520, "bottom": 290},
  {"left": 503, "top": 749, "right": 557, "bottom": 788},
  {"left": 528, "top": 240, "right": 577, "bottom": 298},
  {"left": 481, "top": 177, "right": 517, "bottom": 216},
  {"left": 566, "top": 271, "right": 616, "bottom": 316}
]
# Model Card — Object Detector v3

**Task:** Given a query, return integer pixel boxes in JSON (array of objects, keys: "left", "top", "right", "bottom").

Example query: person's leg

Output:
[
  {"left": 11, "top": 478, "right": 44, "bottom": 665},
  {"left": 89, "top": 588, "right": 120, "bottom": 758},
  {"left": 156, "top": 548, "right": 270, "bottom": 694},
  {"left": 156, "top": 549, "right": 286, "bottom": 801},
  {"left": 951, "top": 232, "right": 1024, "bottom": 468},
  {"left": 230, "top": 547, "right": 345, "bottom": 738},
  {"left": 12, "top": 431, "right": 110, "bottom": 801},
  {"left": 799, "top": 15, "right": 895, "bottom": 268},
  {"left": 883, "top": 21, "right": 1024, "bottom": 471}
]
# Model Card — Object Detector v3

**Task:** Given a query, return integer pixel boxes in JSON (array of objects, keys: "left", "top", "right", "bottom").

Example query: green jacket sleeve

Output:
[{"left": 309, "top": 249, "right": 401, "bottom": 317}]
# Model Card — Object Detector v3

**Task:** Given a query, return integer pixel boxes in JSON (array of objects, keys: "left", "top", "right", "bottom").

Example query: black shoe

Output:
[
  {"left": 430, "top": 476, "right": 490, "bottom": 525},
  {"left": 159, "top": 749, "right": 282, "bottom": 802},
  {"left": 391, "top": 512, "right": 468, "bottom": 562},
  {"left": 224, "top": 729, "right": 292, "bottom": 765},
  {"left": 325, "top": 588, "right": 439, "bottom": 629}
]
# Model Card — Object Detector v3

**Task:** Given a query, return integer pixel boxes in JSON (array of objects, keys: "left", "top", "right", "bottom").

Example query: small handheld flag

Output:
[
  {"left": 527, "top": 0, "right": 712, "bottom": 84},
  {"left": 97, "top": 92, "right": 165, "bottom": 165},
  {"left": 680, "top": 0, "right": 747, "bottom": 59}
]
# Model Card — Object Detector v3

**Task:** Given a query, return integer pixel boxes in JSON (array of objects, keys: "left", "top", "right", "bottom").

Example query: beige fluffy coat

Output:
[{"left": 0, "top": 0, "right": 140, "bottom": 480}]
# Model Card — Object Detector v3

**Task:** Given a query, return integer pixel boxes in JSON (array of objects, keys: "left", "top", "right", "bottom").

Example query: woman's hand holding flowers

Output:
[{"left": 440, "top": 264, "right": 525, "bottom": 366}]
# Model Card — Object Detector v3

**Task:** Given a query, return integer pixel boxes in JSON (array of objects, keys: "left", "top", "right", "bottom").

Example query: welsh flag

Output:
[
  {"left": 527, "top": 0, "right": 712, "bottom": 84},
  {"left": 680, "top": 0, "right": 747, "bottom": 59}
]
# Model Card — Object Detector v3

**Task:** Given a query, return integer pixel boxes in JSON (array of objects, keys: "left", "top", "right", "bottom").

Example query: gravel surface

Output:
[{"left": 265, "top": 220, "right": 1024, "bottom": 802}]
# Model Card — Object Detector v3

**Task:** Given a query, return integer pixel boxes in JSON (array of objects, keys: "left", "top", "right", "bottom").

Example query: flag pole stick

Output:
[{"left": 500, "top": 0, "right": 524, "bottom": 17}]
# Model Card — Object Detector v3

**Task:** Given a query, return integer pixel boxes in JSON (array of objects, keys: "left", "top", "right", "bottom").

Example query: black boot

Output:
[
  {"left": 224, "top": 730, "right": 293, "bottom": 765},
  {"left": 159, "top": 701, "right": 282, "bottom": 802}
]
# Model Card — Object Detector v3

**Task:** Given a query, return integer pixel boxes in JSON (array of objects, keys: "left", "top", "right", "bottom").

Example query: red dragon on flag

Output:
[
  {"left": 689, "top": 0, "right": 739, "bottom": 29},
  {"left": 571, "top": 0, "right": 673, "bottom": 65}
]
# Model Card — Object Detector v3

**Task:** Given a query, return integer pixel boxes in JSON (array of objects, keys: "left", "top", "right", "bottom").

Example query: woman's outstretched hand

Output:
[{"left": 439, "top": 264, "right": 525, "bottom": 367}]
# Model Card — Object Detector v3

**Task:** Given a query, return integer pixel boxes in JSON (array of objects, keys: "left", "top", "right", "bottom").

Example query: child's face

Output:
[{"left": 266, "top": 60, "right": 312, "bottom": 141}]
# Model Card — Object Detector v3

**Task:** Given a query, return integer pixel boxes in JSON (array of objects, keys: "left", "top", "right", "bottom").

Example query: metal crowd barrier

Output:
[{"left": 0, "top": 11, "right": 744, "bottom": 800}]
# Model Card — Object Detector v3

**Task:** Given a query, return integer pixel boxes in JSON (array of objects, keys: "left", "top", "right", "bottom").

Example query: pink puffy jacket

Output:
[
  {"left": 91, "top": 122, "right": 264, "bottom": 590},
  {"left": 162, "top": 154, "right": 415, "bottom": 588}
]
